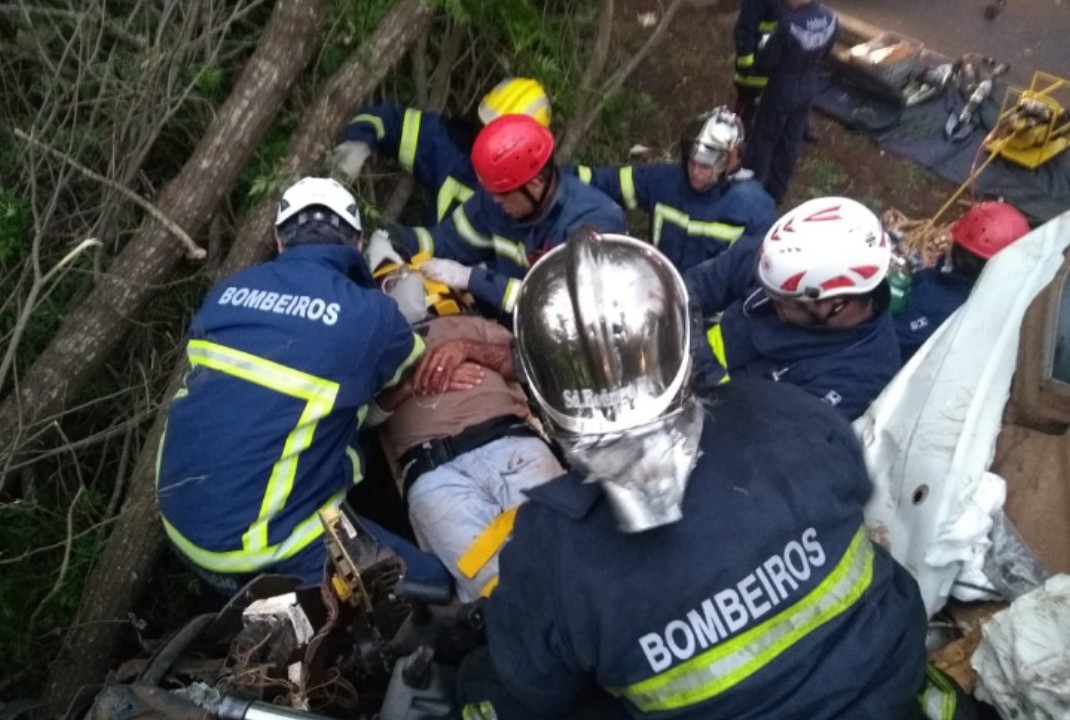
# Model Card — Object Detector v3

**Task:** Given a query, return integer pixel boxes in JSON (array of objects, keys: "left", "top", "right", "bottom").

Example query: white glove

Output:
[
  {"left": 421, "top": 258, "right": 472, "bottom": 290},
  {"left": 331, "top": 140, "right": 372, "bottom": 182},
  {"left": 365, "top": 229, "right": 404, "bottom": 271}
]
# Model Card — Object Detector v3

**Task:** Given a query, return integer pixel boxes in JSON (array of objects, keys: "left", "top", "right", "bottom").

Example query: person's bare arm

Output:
[{"left": 414, "top": 339, "right": 514, "bottom": 395}]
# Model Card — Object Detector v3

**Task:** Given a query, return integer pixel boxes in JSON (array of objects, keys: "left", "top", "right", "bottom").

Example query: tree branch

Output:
[{"left": 13, "top": 128, "right": 206, "bottom": 261}]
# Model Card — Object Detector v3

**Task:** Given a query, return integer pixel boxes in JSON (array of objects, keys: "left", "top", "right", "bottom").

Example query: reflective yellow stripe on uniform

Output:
[
  {"left": 918, "top": 664, "right": 958, "bottom": 720},
  {"left": 414, "top": 227, "right": 434, "bottom": 255},
  {"left": 187, "top": 340, "right": 341, "bottom": 552},
  {"left": 501, "top": 278, "right": 523, "bottom": 313},
  {"left": 456, "top": 505, "right": 519, "bottom": 589},
  {"left": 162, "top": 488, "right": 348, "bottom": 574},
  {"left": 620, "top": 166, "right": 638, "bottom": 210},
  {"left": 734, "top": 73, "right": 770, "bottom": 89},
  {"left": 462, "top": 701, "right": 498, "bottom": 720},
  {"left": 618, "top": 528, "right": 874, "bottom": 711},
  {"left": 351, "top": 113, "right": 386, "bottom": 140},
  {"left": 452, "top": 205, "right": 493, "bottom": 249},
  {"left": 705, "top": 325, "right": 731, "bottom": 385},
  {"left": 736, "top": 53, "right": 756, "bottom": 69},
  {"left": 758, "top": 20, "right": 778, "bottom": 33},
  {"left": 399, "top": 108, "right": 422, "bottom": 173},
  {"left": 381, "top": 333, "right": 426, "bottom": 390},
  {"left": 492, "top": 234, "right": 528, "bottom": 269},
  {"left": 576, "top": 165, "right": 593, "bottom": 184},
  {"left": 652, "top": 204, "right": 745, "bottom": 247},
  {"left": 436, "top": 177, "right": 475, "bottom": 223}
]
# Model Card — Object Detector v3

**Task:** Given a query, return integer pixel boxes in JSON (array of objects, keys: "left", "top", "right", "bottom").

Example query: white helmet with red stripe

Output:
[{"left": 758, "top": 197, "right": 889, "bottom": 300}]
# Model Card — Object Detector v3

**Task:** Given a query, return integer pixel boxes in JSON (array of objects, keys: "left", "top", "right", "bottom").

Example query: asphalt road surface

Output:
[{"left": 826, "top": 0, "right": 1070, "bottom": 89}]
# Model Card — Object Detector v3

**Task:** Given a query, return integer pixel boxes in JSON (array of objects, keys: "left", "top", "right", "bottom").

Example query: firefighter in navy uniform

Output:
[
  {"left": 382, "top": 114, "right": 626, "bottom": 315},
  {"left": 733, "top": 0, "right": 782, "bottom": 133},
  {"left": 896, "top": 201, "right": 1030, "bottom": 363},
  {"left": 743, "top": 0, "right": 836, "bottom": 205},
  {"left": 156, "top": 177, "right": 451, "bottom": 595},
  {"left": 456, "top": 229, "right": 928, "bottom": 719},
  {"left": 573, "top": 107, "right": 775, "bottom": 272},
  {"left": 684, "top": 196, "right": 901, "bottom": 421},
  {"left": 332, "top": 78, "right": 551, "bottom": 227}
]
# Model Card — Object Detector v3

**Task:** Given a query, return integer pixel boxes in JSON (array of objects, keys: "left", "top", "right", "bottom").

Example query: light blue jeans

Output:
[{"left": 406, "top": 435, "right": 564, "bottom": 601}]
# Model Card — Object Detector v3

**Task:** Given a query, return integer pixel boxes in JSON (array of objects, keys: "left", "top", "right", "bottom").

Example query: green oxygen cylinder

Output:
[{"left": 888, "top": 254, "right": 912, "bottom": 315}]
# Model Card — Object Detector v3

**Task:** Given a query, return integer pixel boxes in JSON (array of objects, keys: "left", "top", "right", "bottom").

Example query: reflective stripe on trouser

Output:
[
  {"left": 462, "top": 701, "right": 498, "bottom": 720},
  {"left": 406, "top": 435, "right": 564, "bottom": 602},
  {"left": 918, "top": 664, "right": 958, "bottom": 720},
  {"left": 617, "top": 527, "right": 875, "bottom": 711},
  {"left": 706, "top": 325, "right": 731, "bottom": 385},
  {"left": 734, "top": 72, "right": 770, "bottom": 89}
]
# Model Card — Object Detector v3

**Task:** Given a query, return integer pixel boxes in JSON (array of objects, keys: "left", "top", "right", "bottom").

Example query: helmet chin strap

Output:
[{"left": 517, "top": 166, "right": 556, "bottom": 222}]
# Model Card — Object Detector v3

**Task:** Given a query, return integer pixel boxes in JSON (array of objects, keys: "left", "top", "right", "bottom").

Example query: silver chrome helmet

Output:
[
  {"left": 690, "top": 106, "right": 744, "bottom": 169},
  {"left": 514, "top": 230, "right": 692, "bottom": 437},
  {"left": 514, "top": 229, "right": 704, "bottom": 533}
]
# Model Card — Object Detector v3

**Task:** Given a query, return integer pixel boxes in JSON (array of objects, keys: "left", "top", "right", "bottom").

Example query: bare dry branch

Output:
[{"left": 13, "top": 129, "right": 206, "bottom": 261}]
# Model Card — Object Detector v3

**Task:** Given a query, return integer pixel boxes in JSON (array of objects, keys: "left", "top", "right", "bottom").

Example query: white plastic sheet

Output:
[
  {"left": 972, "top": 574, "right": 1070, "bottom": 719},
  {"left": 854, "top": 210, "right": 1070, "bottom": 617}
]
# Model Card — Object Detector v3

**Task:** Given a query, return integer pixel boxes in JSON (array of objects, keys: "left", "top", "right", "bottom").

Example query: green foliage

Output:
[
  {"left": 796, "top": 156, "right": 851, "bottom": 197},
  {"left": 318, "top": 0, "right": 399, "bottom": 77},
  {"left": 579, "top": 90, "right": 665, "bottom": 165},
  {"left": 240, "top": 119, "right": 296, "bottom": 203},
  {"left": 0, "top": 484, "right": 110, "bottom": 686},
  {"left": 0, "top": 186, "right": 32, "bottom": 269}
]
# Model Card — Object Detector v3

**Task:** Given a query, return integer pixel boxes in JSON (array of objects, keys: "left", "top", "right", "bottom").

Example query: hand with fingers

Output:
[{"left": 413, "top": 340, "right": 481, "bottom": 395}]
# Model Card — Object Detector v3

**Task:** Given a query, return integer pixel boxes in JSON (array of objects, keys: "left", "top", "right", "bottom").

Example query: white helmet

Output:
[
  {"left": 758, "top": 197, "right": 890, "bottom": 300},
  {"left": 275, "top": 177, "right": 362, "bottom": 234}
]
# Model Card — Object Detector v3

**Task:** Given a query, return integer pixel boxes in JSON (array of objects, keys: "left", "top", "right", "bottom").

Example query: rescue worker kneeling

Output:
[
  {"left": 895, "top": 201, "right": 1030, "bottom": 363},
  {"left": 684, "top": 196, "right": 901, "bottom": 420},
  {"left": 156, "top": 177, "right": 452, "bottom": 594},
  {"left": 332, "top": 77, "right": 552, "bottom": 229},
  {"left": 373, "top": 262, "right": 564, "bottom": 601},
  {"left": 380, "top": 114, "right": 626, "bottom": 314},
  {"left": 457, "top": 229, "right": 927, "bottom": 719},
  {"left": 574, "top": 106, "right": 775, "bottom": 272}
]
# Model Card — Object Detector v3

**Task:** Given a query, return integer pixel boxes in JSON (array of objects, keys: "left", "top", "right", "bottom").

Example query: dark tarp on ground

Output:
[{"left": 813, "top": 69, "right": 1070, "bottom": 224}]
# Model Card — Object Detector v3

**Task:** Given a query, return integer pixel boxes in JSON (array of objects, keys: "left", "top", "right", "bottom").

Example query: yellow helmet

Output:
[
  {"left": 374, "top": 252, "right": 473, "bottom": 321},
  {"left": 478, "top": 77, "right": 552, "bottom": 128}
]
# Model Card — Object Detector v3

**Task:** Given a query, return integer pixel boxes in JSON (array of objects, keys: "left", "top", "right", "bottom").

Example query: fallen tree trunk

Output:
[
  {"left": 39, "top": 0, "right": 329, "bottom": 710},
  {"left": 0, "top": 0, "right": 328, "bottom": 479},
  {"left": 40, "top": 1, "right": 435, "bottom": 714},
  {"left": 219, "top": 0, "right": 437, "bottom": 273}
]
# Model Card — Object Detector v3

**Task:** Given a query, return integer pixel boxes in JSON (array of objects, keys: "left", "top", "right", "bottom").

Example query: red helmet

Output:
[
  {"left": 471, "top": 114, "right": 554, "bottom": 193},
  {"left": 951, "top": 202, "right": 1030, "bottom": 260}
]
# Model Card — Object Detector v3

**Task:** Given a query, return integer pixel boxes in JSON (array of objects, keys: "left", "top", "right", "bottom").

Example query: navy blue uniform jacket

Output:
[
  {"left": 894, "top": 265, "right": 973, "bottom": 364},
  {"left": 578, "top": 163, "right": 776, "bottom": 271},
  {"left": 685, "top": 234, "right": 901, "bottom": 420},
  {"left": 482, "top": 378, "right": 927, "bottom": 718},
  {"left": 157, "top": 245, "right": 423, "bottom": 573}
]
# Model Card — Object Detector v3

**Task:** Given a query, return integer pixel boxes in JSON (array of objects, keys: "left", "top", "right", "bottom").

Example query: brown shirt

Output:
[{"left": 380, "top": 315, "right": 530, "bottom": 464}]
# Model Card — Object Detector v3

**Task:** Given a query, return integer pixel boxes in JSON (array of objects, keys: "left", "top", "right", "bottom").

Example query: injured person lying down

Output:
[{"left": 371, "top": 257, "right": 564, "bottom": 601}]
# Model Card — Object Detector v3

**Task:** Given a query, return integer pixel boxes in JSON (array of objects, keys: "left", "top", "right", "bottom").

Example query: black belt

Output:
[{"left": 399, "top": 415, "right": 537, "bottom": 496}]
